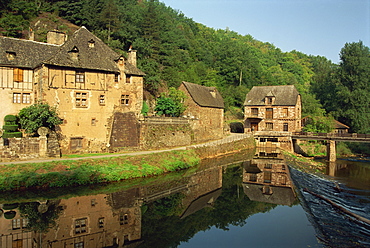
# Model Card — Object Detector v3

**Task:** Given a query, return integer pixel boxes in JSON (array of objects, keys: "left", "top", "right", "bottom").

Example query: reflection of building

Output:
[
  {"left": 242, "top": 153, "right": 295, "bottom": 206},
  {"left": 0, "top": 205, "right": 33, "bottom": 247},
  {"left": 180, "top": 165, "right": 223, "bottom": 218},
  {"left": 41, "top": 193, "right": 142, "bottom": 248},
  {"left": 0, "top": 164, "right": 225, "bottom": 247}
]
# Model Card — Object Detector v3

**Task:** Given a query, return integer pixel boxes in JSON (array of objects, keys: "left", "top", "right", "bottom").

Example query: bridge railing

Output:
[{"left": 292, "top": 132, "right": 370, "bottom": 139}]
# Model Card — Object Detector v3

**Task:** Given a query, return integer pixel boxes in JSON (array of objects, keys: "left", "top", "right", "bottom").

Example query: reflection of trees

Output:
[
  {"left": 18, "top": 200, "right": 61, "bottom": 233},
  {"left": 139, "top": 165, "right": 276, "bottom": 248}
]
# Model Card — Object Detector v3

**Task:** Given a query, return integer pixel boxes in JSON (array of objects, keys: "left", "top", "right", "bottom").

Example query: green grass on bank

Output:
[{"left": 0, "top": 150, "right": 200, "bottom": 192}]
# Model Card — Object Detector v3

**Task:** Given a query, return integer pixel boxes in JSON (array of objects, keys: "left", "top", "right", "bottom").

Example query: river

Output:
[{"left": 0, "top": 149, "right": 369, "bottom": 248}]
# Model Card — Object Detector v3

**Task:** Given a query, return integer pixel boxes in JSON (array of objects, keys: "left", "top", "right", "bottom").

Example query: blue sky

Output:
[{"left": 161, "top": 0, "right": 370, "bottom": 64}]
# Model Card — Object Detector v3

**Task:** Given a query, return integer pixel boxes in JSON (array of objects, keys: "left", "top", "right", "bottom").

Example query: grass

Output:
[{"left": 0, "top": 149, "right": 200, "bottom": 192}]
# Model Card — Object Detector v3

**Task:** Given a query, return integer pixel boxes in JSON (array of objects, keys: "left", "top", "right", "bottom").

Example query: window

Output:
[
  {"left": 120, "top": 214, "right": 129, "bottom": 225},
  {"left": 91, "top": 118, "right": 96, "bottom": 126},
  {"left": 263, "top": 172, "right": 272, "bottom": 183},
  {"left": 70, "top": 137, "right": 83, "bottom": 150},
  {"left": 264, "top": 164, "right": 272, "bottom": 169},
  {"left": 251, "top": 108, "right": 258, "bottom": 116},
  {"left": 126, "top": 75, "right": 131, "bottom": 84},
  {"left": 98, "top": 217, "right": 104, "bottom": 228},
  {"left": 22, "top": 93, "right": 31, "bottom": 104},
  {"left": 13, "top": 93, "right": 21, "bottom": 103},
  {"left": 266, "top": 108, "right": 273, "bottom": 119},
  {"left": 75, "top": 218, "right": 87, "bottom": 234},
  {"left": 266, "top": 122, "right": 273, "bottom": 131},
  {"left": 283, "top": 108, "right": 288, "bottom": 117},
  {"left": 13, "top": 68, "right": 23, "bottom": 82},
  {"left": 249, "top": 174, "right": 257, "bottom": 182},
  {"left": 115, "top": 74, "right": 119, "bottom": 83},
  {"left": 99, "top": 95, "right": 105, "bottom": 105},
  {"left": 266, "top": 97, "right": 274, "bottom": 105},
  {"left": 13, "top": 93, "right": 31, "bottom": 104},
  {"left": 75, "top": 92, "right": 88, "bottom": 107},
  {"left": 121, "top": 94, "right": 130, "bottom": 106},
  {"left": 283, "top": 123, "right": 289, "bottom": 131},
  {"left": 76, "top": 71, "right": 85, "bottom": 89},
  {"left": 91, "top": 199, "right": 96, "bottom": 206},
  {"left": 75, "top": 242, "right": 84, "bottom": 248},
  {"left": 263, "top": 186, "right": 273, "bottom": 195}
]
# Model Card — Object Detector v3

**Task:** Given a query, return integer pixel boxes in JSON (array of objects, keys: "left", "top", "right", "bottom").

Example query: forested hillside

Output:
[{"left": 1, "top": 0, "right": 369, "bottom": 136}]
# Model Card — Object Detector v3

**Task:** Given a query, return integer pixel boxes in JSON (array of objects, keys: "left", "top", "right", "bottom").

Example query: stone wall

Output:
[
  {"left": 0, "top": 134, "right": 60, "bottom": 161},
  {"left": 190, "top": 134, "right": 255, "bottom": 159},
  {"left": 139, "top": 117, "right": 193, "bottom": 149}
]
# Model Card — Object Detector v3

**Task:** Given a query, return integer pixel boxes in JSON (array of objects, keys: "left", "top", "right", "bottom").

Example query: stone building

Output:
[
  {"left": 0, "top": 27, "right": 145, "bottom": 154},
  {"left": 243, "top": 85, "right": 301, "bottom": 133},
  {"left": 179, "top": 82, "right": 225, "bottom": 142}
]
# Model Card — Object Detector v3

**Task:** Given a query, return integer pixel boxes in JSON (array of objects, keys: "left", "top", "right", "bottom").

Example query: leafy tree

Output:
[
  {"left": 154, "top": 87, "right": 187, "bottom": 117},
  {"left": 302, "top": 115, "right": 335, "bottom": 133},
  {"left": 334, "top": 41, "right": 370, "bottom": 133},
  {"left": 18, "top": 101, "right": 62, "bottom": 134}
]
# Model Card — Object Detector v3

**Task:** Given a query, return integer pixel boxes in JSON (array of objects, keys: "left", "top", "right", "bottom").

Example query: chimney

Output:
[
  {"left": 47, "top": 30, "right": 67, "bottom": 45},
  {"left": 127, "top": 46, "right": 137, "bottom": 66},
  {"left": 29, "top": 28, "right": 34, "bottom": 41}
]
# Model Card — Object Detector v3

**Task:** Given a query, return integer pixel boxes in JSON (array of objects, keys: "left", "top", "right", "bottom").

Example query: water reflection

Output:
[
  {"left": 243, "top": 147, "right": 296, "bottom": 206},
  {"left": 0, "top": 149, "right": 328, "bottom": 248}
]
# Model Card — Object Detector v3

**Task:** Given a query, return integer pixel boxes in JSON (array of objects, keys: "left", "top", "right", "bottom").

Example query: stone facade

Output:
[
  {"left": 0, "top": 27, "right": 145, "bottom": 154},
  {"left": 0, "top": 134, "right": 60, "bottom": 161},
  {"left": 179, "top": 82, "right": 225, "bottom": 142},
  {"left": 244, "top": 85, "right": 301, "bottom": 133}
]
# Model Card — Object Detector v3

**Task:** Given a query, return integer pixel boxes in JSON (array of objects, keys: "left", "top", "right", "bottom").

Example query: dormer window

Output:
[
  {"left": 210, "top": 89, "right": 216, "bottom": 98},
  {"left": 6, "top": 51, "right": 16, "bottom": 61},
  {"left": 88, "top": 39, "right": 95, "bottom": 48},
  {"left": 68, "top": 46, "right": 79, "bottom": 60},
  {"left": 265, "top": 91, "right": 275, "bottom": 105}
]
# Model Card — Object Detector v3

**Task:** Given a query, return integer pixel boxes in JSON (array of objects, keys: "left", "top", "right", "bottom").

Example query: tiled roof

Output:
[
  {"left": 244, "top": 85, "right": 300, "bottom": 106},
  {"left": 182, "top": 81, "right": 224, "bottom": 109}
]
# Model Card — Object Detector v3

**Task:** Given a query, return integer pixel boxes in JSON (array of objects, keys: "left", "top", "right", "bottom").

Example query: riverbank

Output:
[
  {"left": 282, "top": 150, "right": 327, "bottom": 174},
  {"left": 0, "top": 134, "right": 254, "bottom": 192}
]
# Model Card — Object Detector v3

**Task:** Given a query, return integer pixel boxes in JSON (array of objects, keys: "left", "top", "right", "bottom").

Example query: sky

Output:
[{"left": 160, "top": 0, "right": 370, "bottom": 64}]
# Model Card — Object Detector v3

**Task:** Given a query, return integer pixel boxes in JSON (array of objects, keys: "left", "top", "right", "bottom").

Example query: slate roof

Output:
[
  {"left": 45, "top": 27, "right": 121, "bottom": 72},
  {"left": 0, "top": 37, "right": 59, "bottom": 69},
  {"left": 243, "top": 183, "right": 295, "bottom": 206},
  {"left": 182, "top": 81, "right": 224, "bottom": 109},
  {"left": 244, "top": 85, "right": 300, "bottom": 106},
  {"left": 0, "top": 27, "right": 145, "bottom": 75}
]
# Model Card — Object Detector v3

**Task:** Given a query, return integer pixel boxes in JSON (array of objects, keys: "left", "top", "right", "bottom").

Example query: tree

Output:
[
  {"left": 335, "top": 41, "right": 370, "bottom": 133},
  {"left": 18, "top": 102, "right": 62, "bottom": 135},
  {"left": 154, "top": 87, "right": 187, "bottom": 117}
]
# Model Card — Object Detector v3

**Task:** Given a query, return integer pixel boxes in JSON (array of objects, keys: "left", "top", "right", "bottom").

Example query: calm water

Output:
[{"left": 0, "top": 150, "right": 369, "bottom": 248}]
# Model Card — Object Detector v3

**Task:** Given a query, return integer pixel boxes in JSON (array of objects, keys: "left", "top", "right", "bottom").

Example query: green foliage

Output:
[
  {"left": 4, "top": 115, "right": 17, "bottom": 123},
  {"left": 18, "top": 101, "right": 62, "bottom": 134},
  {"left": 1, "top": 0, "right": 369, "bottom": 136},
  {"left": 302, "top": 116, "right": 335, "bottom": 133},
  {"left": 154, "top": 87, "right": 187, "bottom": 117},
  {"left": 141, "top": 101, "right": 150, "bottom": 116},
  {"left": 2, "top": 114, "right": 21, "bottom": 138},
  {"left": 19, "top": 201, "right": 61, "bottom": 233}
]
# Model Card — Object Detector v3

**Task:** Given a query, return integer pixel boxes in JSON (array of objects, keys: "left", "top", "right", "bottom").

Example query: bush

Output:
[
  {"left": 4, "top": 115, "right": 17, "bottom": 123},
  {"left": 2, "top": 131, "right": 22, "bottom": 138},
  {"left": 230, "top": 122, "right": 244, "bottom": 133},
  {"left": 18, "top": 101, "right": 62, "bottom": 134},
  {"left": 3, "top": 124, "right": 18, "bottom": 132}
]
